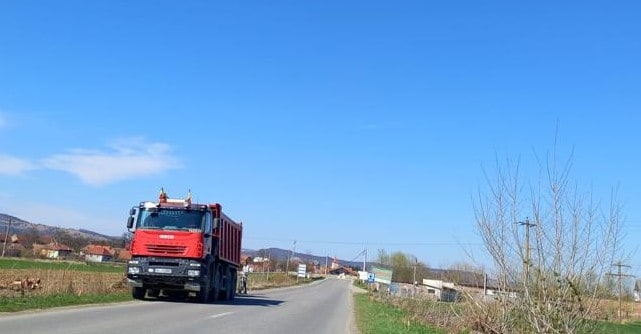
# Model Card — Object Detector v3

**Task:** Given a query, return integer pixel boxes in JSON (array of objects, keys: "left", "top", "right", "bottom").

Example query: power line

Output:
[
  {"left": 244, "top": 236, "right": 483, "bottom": 247},
  {"left": 517, "top": 218, "right": 536, "bottom": 283},
  {"left": 606, "top": 261, "right": 635, "bottom": 323}
]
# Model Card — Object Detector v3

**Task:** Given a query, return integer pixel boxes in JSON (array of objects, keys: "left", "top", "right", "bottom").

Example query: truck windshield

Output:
[{"left": 137, "top": 209, "right": 205, "bottom": 232}]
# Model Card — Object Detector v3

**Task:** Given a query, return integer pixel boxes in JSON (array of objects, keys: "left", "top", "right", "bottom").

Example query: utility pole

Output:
[
  {"left": 285, "top": 240, "right": 296, "bottom": 281},
  {"left": 266, "top": 249, "right": 271, "bottom": 281},
  {"left": 1, "top": 218, "right": 11, "bottom": 258},
  {"left": 517, "top": 218, "right": 536, "bottom": 283},
  {"left": 412, "top": 257, "right": 418, "bottom": 286},
  {"left": 325, "top": 255, "right": 328, "bottom": 275},
  {"left": 607, "top": 262, "right": 634, "bottom": 323},
  {"left": 363, "top": 248, "right": 367, "bottom": 272}
]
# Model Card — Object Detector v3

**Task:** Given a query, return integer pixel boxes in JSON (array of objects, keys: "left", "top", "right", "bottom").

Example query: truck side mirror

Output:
[
  {"left": 129, "top": 207, "right": 136, "bottom": 216},
  {"left": 127, "top": 216, "right": 135, "bottom": 229},
  {"left": 213, "top": 218, "right": 221, "bottom": 229}
]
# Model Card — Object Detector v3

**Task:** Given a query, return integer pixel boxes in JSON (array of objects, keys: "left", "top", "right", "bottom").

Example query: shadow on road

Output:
[
  {"left": 220, "top": 294, "right": 284, "bottom": 307},
  {"left": 144, "top": 293, "right": 284, "bottom": 307}
]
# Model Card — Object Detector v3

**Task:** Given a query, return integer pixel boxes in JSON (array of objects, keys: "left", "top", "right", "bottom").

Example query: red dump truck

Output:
[{"left": 125, "top": 189, "right": 242, "bottom": 302}]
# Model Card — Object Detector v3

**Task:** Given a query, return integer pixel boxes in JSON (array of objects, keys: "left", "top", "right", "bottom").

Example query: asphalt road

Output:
[{"left": 0, "top": 277, "right": 359, "bottom": 334}]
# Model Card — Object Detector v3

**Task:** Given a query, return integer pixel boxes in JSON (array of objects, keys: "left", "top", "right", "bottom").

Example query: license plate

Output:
[{"left": 154, "top": 268, "right": 172, "bottom": 274}]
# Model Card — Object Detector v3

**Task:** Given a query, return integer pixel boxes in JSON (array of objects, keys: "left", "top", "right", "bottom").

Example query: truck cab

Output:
[{"left": 125, "top": 189, "right": 241, "bottom": 303}]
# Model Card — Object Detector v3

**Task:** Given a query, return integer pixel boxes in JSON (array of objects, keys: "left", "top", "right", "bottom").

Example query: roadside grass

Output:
[
  {"left": 595, "top": 321, "right": 641, "bottom": 334},
  {"left": 351, "top": 275, "right": 641, "bottom": 334},
  {"left": 354, "top": 293, "right": 446, "bottom": 334},
  {"left": 0, "top": 257, "right": 130, "bottom": 312},
  {"left": 0, "top": 292, "right": 132, "bottom": 312},
  {"left": 247, "top": 272, "right": 321, "bottom": 291}
]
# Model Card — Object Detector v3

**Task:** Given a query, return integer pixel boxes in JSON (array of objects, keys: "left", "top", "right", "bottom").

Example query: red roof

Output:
[{"left": 84, "top": 244, "right": 115, "bottom": 256}]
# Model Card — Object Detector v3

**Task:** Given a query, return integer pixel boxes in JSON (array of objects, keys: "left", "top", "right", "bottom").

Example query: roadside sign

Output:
[
  {"left": 297, "top": 264, "right": 306, "bottom": 278},
  {"left": 372, "top": 266, "right": 393, "bottom": 285},
  {"left": 367, "top": 273, "right": 375, "bottom": 283}
]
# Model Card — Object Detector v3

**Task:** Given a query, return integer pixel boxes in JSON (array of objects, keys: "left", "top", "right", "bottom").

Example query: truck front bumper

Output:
[
  {"left": 126, "top": 278, "right": 201, "bottom": 292},
  {"left": 126, "top": 257, "right": 205, "bottom": 291}
]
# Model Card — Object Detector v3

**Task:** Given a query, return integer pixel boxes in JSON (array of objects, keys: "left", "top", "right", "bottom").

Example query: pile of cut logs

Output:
[{"left": 0, "top": 278, "right": 41, "bottom": 293}]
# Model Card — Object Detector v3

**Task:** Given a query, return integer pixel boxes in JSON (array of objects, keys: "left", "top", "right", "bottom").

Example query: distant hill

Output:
[
  {"left": 1, "top": 213, "right": 365, "bottom": 267},
  {"left": 0, "top": 213, "right": 119, "bottom": 242},
  {"left": 244, "top": 247, "right": 368, "bottom": 269}
]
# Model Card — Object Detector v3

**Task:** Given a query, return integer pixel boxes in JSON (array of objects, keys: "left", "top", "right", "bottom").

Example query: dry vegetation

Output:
[
  {"left": 247, "top": 272, "right": 316, "bottom": 291},
  {"left": 363, "top": 290, "right": 641, "bottom": 334},
  {"left": 0, "top": 268, "right": 128, "bottom": 298}
]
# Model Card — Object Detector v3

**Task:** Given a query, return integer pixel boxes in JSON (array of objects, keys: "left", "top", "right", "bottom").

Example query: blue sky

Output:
[{"left": 1, "top": 1, "right": 640, "bottom": 272}]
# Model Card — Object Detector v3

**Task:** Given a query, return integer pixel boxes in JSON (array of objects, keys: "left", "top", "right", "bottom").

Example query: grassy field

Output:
[
  {"left": 246, "top": 272, "right": 319, "bottom": 291},
  {"left": 354, "top": 293, "right": 446, "bottom": 334},
  {"left": 0, "top": 292, "right": 132, "bottom": 312},
  {"left": 0, "top": 257, "right": 129, "bottom": 312},
  {"left": 595, "top": 321, "right": 641, "bottom": 334},
  {"left": 352, "top": 281, "right": 641, "bottom": 333},
  {"left": 0, "top": 258, "right": 125, "bottom": 273}
]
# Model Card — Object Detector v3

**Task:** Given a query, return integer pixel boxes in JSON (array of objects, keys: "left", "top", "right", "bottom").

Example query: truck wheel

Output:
[
  {"left": 211, "top": 265, "right": 221, "bottom": 301},
  {"left": 132, "top": 287, "right": 145, "bottom": 300},
  {"left": 228, "top": 269, "right": 236, "bottom": 300},
  {"left": 224, "top": 267, "right": 234, "bottom": 300},
  {"left": 219, "top": 266, "right": 229, "bottom": 300},
  {"left": 198, "top": 272, "right": 211, "bottom": 303}
]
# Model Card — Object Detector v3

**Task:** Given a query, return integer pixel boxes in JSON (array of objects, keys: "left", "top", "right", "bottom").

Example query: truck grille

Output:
[{"left": 145, "top": 244, "right": 186, "bottom": 255}]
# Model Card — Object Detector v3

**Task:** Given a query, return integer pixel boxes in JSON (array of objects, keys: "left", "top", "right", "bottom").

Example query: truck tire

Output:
[
  {"left": 219, "top": 265, "right": 230, "bottom": 300},
  {"left": 198, "top": 271, "right": 212, "bottom": 303},
  {"left": 224, "top": 267, "right": 234, "bottom": 300},
  {"left": 228, "top": 269, "right": 237, "bottom": 300},
  {"left": 132, "top": 287, "right": 145, "bottom": 300},
  {"left": 211, "top": 264, "right": 222, "bottom": 301}
]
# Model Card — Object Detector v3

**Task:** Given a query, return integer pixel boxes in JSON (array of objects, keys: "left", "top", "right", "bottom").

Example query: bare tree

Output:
[
  {"left": 377, "top": 249, "right": 390, "bottom": 266},
  {"left": 447, "top": 261, "right": 486, "bottom": 275},
  {"left": 472, "top": 146, "right": 625, "bottom": 333}
]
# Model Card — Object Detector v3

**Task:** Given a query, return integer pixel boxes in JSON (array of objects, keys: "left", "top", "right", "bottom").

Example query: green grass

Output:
[
  {"left": 0, "top": 258, "right": 125, "bottom": 273},
  {"left": 246, "top": 272, "right": 321, "bottom": 290},
  {"left": 594, "top": 321, "right": 641, "bottom": 334},
  {"left": 354, "top": 293, "right": 446, "bottom": 334},
  {"left": 0, "top": 292, "right": 132, "bottom": 312}
]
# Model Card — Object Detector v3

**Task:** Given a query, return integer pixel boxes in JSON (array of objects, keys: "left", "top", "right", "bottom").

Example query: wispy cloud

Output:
[
  {"left": 42, "top": 138, "right": 182, "bottom": 186},
  {"left": 0, "top": 154, "right": 36, "bottom": 175}
]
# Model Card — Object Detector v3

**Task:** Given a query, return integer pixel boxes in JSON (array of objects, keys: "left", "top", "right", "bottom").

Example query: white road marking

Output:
[{"left": 209, "top": 312, "right": 233, "bottom": 319}]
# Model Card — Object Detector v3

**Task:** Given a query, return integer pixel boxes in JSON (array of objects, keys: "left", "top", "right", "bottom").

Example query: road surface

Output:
[{"left": 0, "top": 277, "right": 360, "bottom": 334}]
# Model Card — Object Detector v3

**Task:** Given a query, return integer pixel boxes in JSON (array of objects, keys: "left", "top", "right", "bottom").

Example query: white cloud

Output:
[
  {"left": 0, "top": 154, "right": 36, "bottom": 175},
  {"left": 42, "top": 138, "right": 182, "bottom": 186}
]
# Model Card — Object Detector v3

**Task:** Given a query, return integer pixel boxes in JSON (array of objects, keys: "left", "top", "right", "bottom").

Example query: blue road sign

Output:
[{"left": 367, "top": 273, "right": 375, "bottom": 283}]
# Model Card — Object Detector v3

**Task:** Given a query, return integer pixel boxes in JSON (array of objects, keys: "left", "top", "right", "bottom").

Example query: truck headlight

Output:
[
  {"left": 128, "top": 267, "right": 140, "bottom": 274},
  {"left": 187, "top": 270, "right": 200, "bottom": 277}
]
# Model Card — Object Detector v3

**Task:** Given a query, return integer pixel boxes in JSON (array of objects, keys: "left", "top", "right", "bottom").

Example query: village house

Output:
[
  {"left": 82, "top": 244, "right": 116, "bottom": 262},
  {"left": 32, "top": 242, "right": 73, "bottom": 259},
  {"left": 0, "top": 234, "right": 26, "bottom": 257}
]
